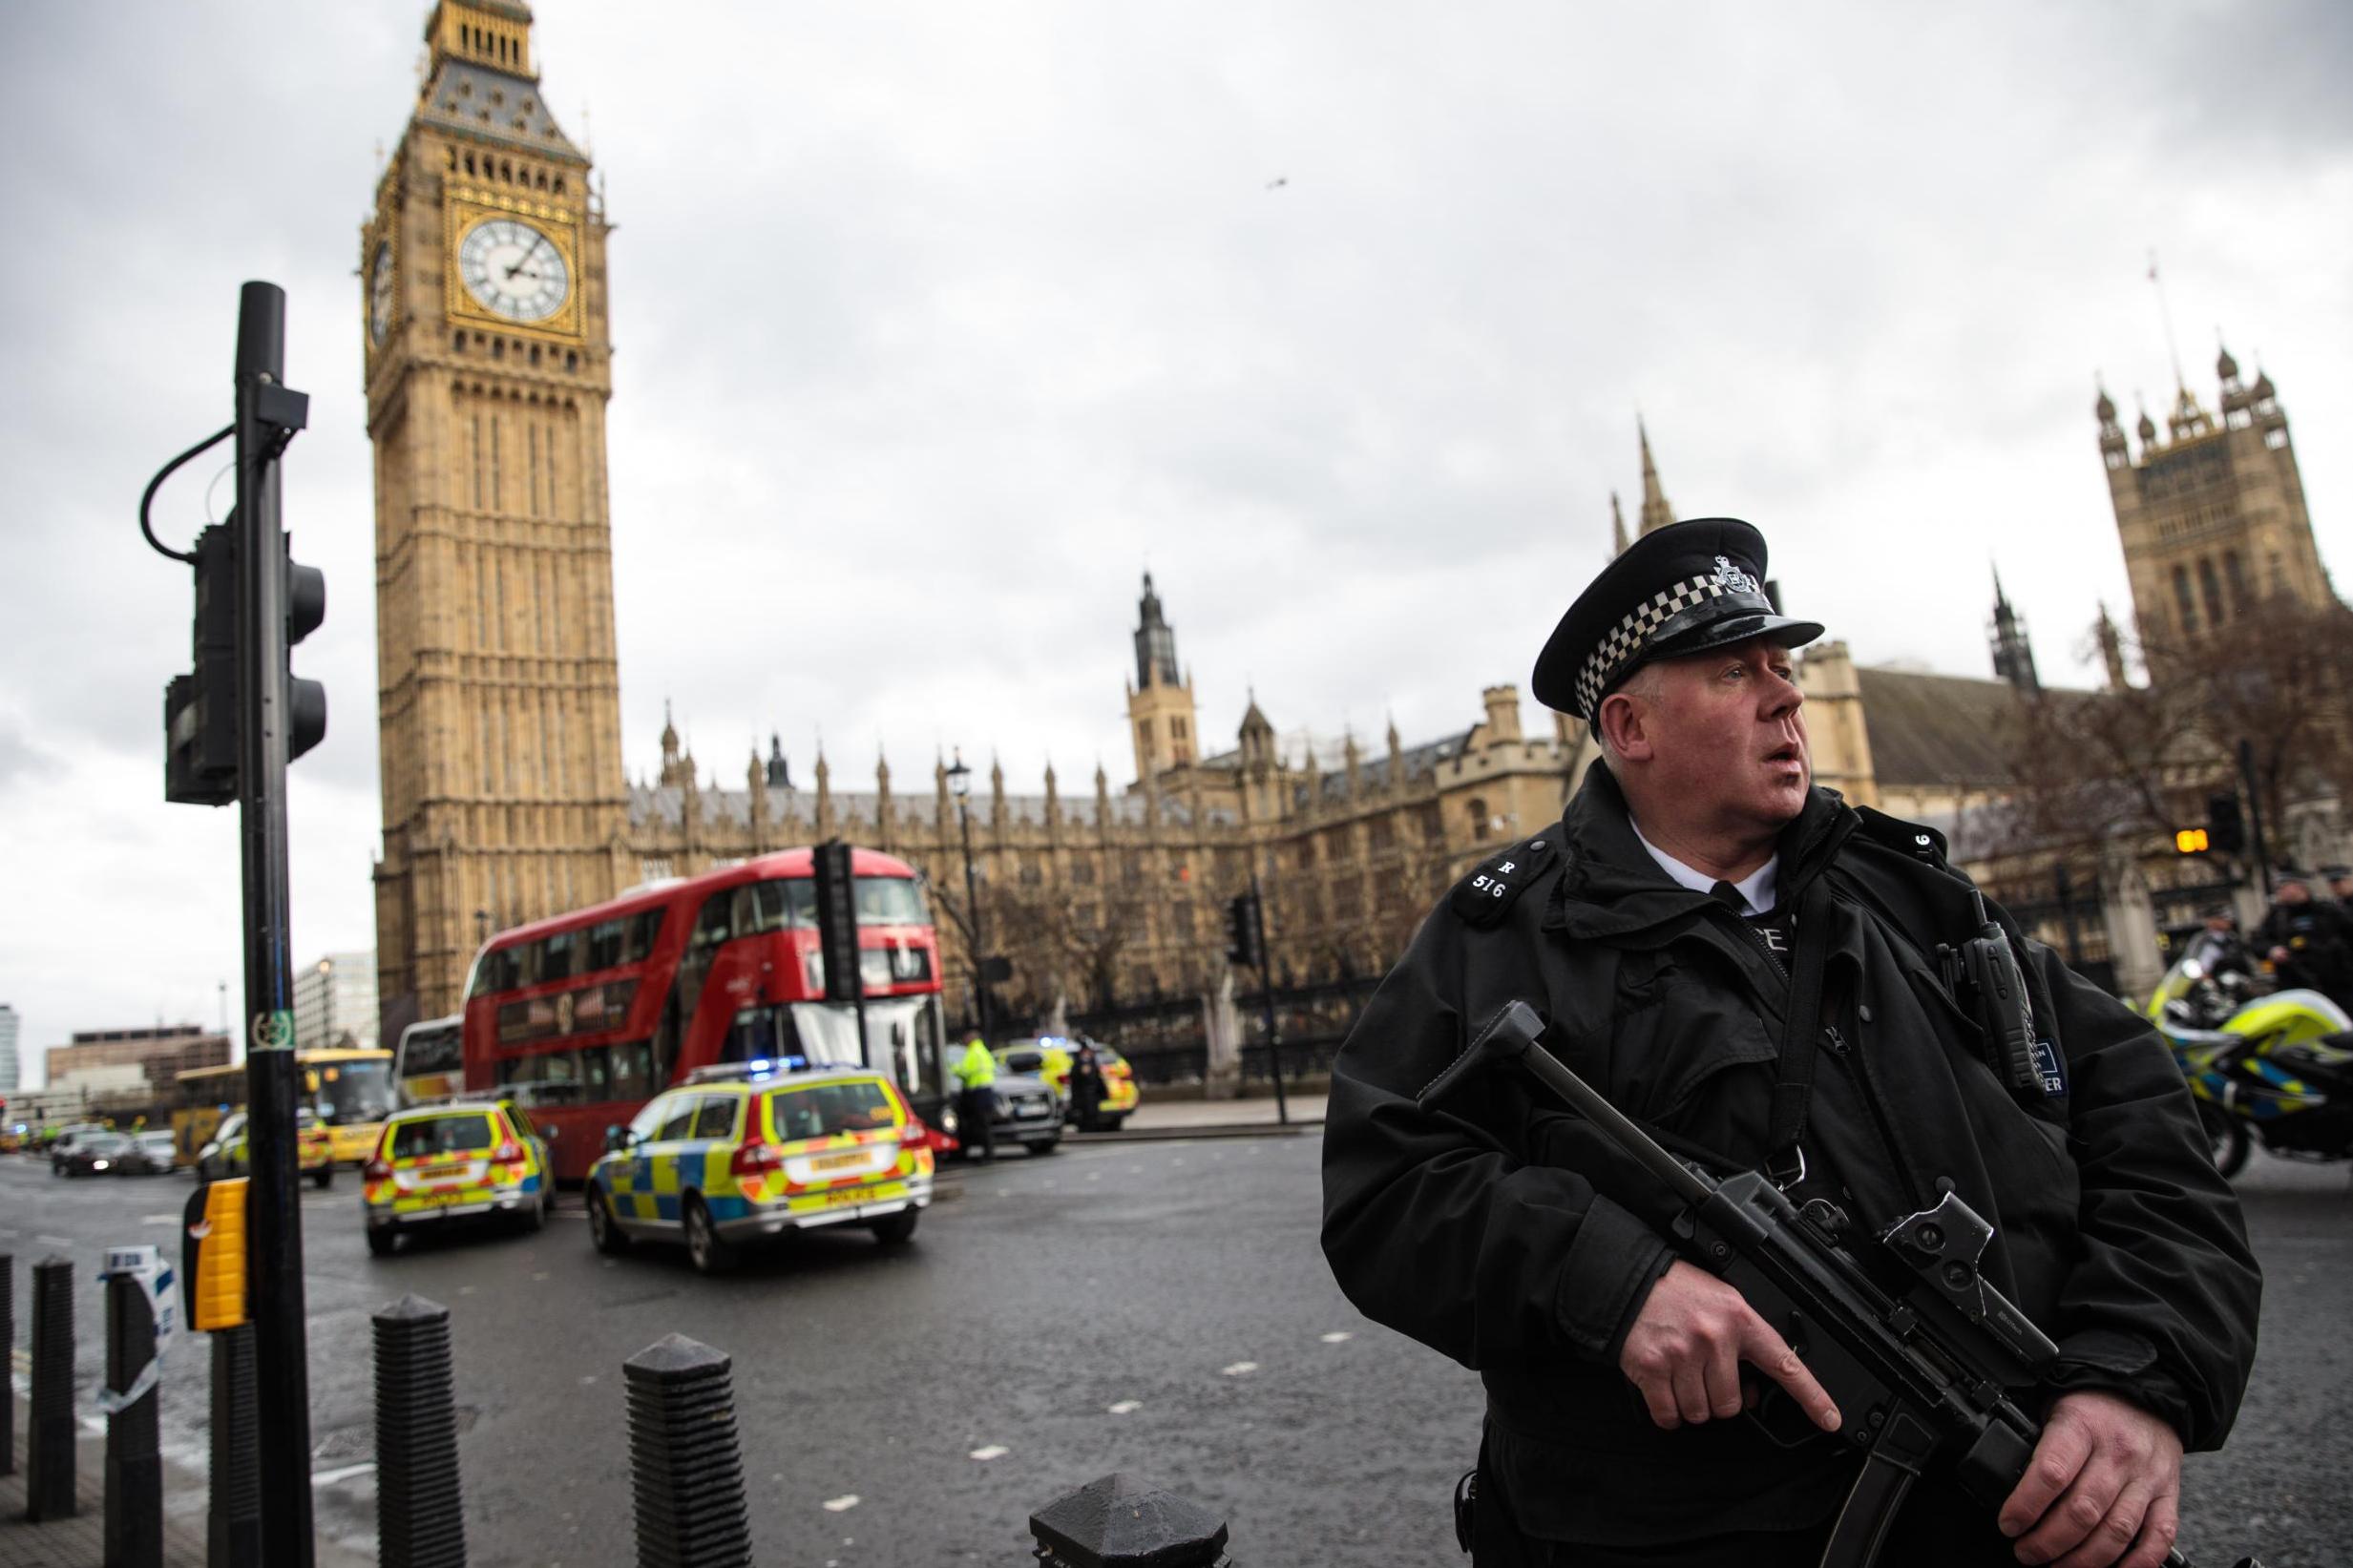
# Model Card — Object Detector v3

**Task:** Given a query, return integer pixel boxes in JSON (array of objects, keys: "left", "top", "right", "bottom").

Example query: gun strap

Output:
[{"left": 1766, "top": 876, "right": 1835, "bottom": 1186}]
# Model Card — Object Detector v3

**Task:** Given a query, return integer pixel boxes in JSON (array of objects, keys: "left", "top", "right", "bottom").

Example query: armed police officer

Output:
[
  {"left": 1321, "top": 521, "right": 2259, "bottom": 1568},
  {"left": 2254, "top": 868, "right": 2353, "bottom": 1010}
]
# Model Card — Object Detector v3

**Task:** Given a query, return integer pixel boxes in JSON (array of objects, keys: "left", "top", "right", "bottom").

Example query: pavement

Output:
[{"left": 1077, "top": 1088, "right": 1326, "bottom": 1139}]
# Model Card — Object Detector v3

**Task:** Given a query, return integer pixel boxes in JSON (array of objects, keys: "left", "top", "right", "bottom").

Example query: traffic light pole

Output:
[
  {"left": 232, "top": 281, "right": 316, "bottom": 1568},
  {"left": 1248, "top": 873, "right": 1290, "bottom": 1127}
]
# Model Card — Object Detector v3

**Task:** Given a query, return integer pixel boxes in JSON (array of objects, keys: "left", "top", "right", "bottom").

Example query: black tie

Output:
[{"left": 1709, "top": 880, "right": 1748, "bottom": 913}]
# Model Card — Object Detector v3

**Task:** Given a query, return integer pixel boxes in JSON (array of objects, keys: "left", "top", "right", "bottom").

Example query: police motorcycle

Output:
[{"left": 2144, "top": 930, "right": 2353, "bottom": 1177}]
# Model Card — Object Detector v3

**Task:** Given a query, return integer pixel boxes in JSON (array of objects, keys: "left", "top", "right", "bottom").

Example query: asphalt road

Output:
[{"left": 3, "top": 1140, "right": 2347, "bottom": 1566}]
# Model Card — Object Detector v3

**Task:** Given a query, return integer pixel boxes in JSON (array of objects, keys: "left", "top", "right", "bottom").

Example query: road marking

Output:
[
  {"left": 312, "top": 1462, "right": 375, "bottom": 1488},
  {"left": 822, "top": 1495, "right": 860, "bottom": 1513},
  {"left": 579, "top": 1375, "right": 599, "bottom": 1386},
  {"left": 1320, "top": 1331, "right": 1354, "bottom": 1344},
  {"left": 1107, "top": 1399, "right": 1141, "bottom": 1414},
  {"left": 969, "top": 1444, "right": 1008, "bottom": 1461},
  {"left": 1221, "top": 1361, "right": 1258, "bottom": 1377},
  {"left": 36, "top": 1234, "right": 74, "bottom": 1247},
  {"left": 141, "top": 1214, "right": 179, "bottom": 1225}
]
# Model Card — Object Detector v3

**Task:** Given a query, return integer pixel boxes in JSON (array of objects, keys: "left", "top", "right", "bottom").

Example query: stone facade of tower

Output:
[
  {"left": 2097, "top": 349, "right": 2326, "bottom": 652},
  {"left": 1124, "top": 574, "right": 1201, "bottom": 778},
  {"left": 364, "top": 0, "right": 630, "bottom": 1044}
]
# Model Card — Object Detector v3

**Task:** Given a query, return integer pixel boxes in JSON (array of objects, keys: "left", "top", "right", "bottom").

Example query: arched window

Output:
[{"left": 2197, "top": 557, "right": 2226, "bottom": 627}]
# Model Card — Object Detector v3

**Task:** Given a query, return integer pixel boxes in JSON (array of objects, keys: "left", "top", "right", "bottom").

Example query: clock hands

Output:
[{"left": 503, "top": 230, "right": 552, "bottom": 282}]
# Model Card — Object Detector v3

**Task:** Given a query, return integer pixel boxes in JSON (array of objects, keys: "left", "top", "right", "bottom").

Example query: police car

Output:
[
  {"left": 583, "top": 1060, "right": 934, "bottom": 1274},
  {"left": 196, "top": 1109, "right": 337, "bottom": 1188},
  {"left": 995, "top": 1035, "right": 1143, "bottom": 1132},
  {"left": 360, "top": 1099, "right": 553, "bottom": 1257}
]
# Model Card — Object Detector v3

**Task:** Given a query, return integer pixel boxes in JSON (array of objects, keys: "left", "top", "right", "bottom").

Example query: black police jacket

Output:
[
  {"left": 2253, "top": 899, "right": 2353, "bottom": 1003},
  {"left": 1320, "top": 763, "right": 2261, "bottom": 1547}
]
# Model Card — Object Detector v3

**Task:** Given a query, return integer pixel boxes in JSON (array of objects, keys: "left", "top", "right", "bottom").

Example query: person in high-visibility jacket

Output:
[{"left": 951, "top": 1035, "right": 998, "bottom": 1162}]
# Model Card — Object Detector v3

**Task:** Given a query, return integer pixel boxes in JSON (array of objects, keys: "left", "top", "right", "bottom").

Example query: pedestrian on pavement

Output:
[
  {"left": 1067, "top": 1039, "right": 1105, "bottom": 1130},
  {"left": 1319, "top": 518, "right": 2260, "bottom": 1568},
  {"left": 2324, "top": 865, "right": 2353, "bottom": 908},
  {"left": 2254, "top": 868, "right": 2353, "bottom": 1009},
  {"left": 951, "top": 1033, "right": 998, "bottom": 1162}
]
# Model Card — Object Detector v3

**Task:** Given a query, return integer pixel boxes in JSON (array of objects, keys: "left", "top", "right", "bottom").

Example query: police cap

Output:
[{"left": 1532, "top": 517, "right": 1825, "bottom": 721}]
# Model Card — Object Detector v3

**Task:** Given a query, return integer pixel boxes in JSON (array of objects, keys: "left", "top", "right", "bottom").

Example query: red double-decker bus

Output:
[{"left": 460, "top": 846, "right": 951, "bottom": 1182}]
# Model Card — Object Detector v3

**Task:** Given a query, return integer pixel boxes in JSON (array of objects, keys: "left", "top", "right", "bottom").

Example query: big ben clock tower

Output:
[{"left": 365, "top": 0, "right": 630, "bottom": 1041}]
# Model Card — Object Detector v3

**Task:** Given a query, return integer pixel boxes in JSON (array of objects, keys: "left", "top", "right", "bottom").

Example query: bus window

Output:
[
  {"left": 313, "top": 1059, "right": 395, "bottom": 1125},
  {"left": 854, "top": 877, "right": 928, "bottom": 926},
  {"left": 579, "top": 1044, "right": 614, "bottom": 1101},
  {"left": 722, "top": 1003, "right": 799, "bottom": 1065},
  {"left": 586, "top": 918, "right": 627, "bottom": 972},
  {"left": 688, "top": 893, "right": 732, "bottom": 950},
  {"left": 625, "top": 909, "right": 665, "bottom": 963},
  {"left": 610, "top": 1040, "right": 655, "bottom": 1102},
  {"left": 543, "top": 930, "right": 579, "bottom": 984}
]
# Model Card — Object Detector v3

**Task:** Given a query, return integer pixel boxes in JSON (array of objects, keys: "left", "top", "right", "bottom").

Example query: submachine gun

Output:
[{"left": 1419, "top": 1000, "right": 2258, "bottom": 1568}]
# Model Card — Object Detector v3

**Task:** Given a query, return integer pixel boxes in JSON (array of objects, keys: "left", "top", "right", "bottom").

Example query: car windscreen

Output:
[
  {"left": 313, "top": 1059, "right": 396, "bottom": 1125},
  {"left": 765, "top": 1080, "right": 897, "bottom": 1142},
  {"left": 389, "top": 1115, "right": 498, "bottom": 1160},
  {"left": 83, "top": 1134, "right": 130, "bottom": 1155}
]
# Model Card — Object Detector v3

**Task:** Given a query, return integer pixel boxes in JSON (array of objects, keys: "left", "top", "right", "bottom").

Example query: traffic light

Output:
[
  {"left": 1225, "top": 891, "right": 1265, "bottom": 971},
  {"left": 2174, "top": 826, "right": 2211, "bottom": 855},
  {"left": 284, "top": 533, "right": 327, "bottom": 762},
  {"left": 164, "top": 522, "right": 241, "bottom": 805},
  {"left": 2206, "top": 791, "right": 2246, "bottom": 856}
]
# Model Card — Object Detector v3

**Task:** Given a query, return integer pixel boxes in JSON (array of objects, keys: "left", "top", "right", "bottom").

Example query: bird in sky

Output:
[{"left": 1266, "top": 176, "right": 1288, "bottom": 190}]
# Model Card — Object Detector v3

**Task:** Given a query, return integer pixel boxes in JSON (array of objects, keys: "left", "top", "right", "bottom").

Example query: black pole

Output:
[
  {"left": 2238, "top": 739, "right": 2273, "bottom": 898},
  {"left": 0, "top": 1252, "right": 12, "bottom": 1480},
  {"left": 623, "top": 1335, "right": 750, "bottom": 1568},
  {"left": 1250, "top": 872, "right": 1289, "bottom": 1127},
  {"left": 233, "top": 280, "right": 316, "bottom": 1567},
  {"left": 958, "top": 796, "right": 991, "bottom": 1044},
  {"left": 26, "top": 1255, "right": 74, "bottom": 1521},
  {"left": 210, "top": 1324, "right": 263, "bottom": 1568},
  {"left": 104, "top": 1267, "right": 164, "bottom": 1568},
  {"left": 372, "top": 1296, "right": 465, "bottom": 1568}
]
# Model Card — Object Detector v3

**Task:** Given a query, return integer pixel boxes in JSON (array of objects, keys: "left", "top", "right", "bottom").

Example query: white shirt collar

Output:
[{"left": 1629, "top": 822, "right": 1779, "bottom": 916}]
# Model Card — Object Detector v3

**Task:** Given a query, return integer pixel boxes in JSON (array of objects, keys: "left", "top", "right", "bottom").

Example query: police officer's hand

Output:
[
  {"left": 1997, "top": 1390, "right": 2183, "bottom": 1568},
  {"left": 1617, "top": 1261, "right": 1840, "bottom": 1433}
]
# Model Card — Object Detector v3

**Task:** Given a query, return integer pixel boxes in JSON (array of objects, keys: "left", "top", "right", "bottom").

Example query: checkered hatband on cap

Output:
[{"left": 1572, "top": 574, "right": 1771, "bottom": 720}]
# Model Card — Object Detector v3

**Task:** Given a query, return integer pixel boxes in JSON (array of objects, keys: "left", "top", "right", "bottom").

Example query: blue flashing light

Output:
[{"left": 748, "top": 1058, "right": 774, "bottom": 1075}]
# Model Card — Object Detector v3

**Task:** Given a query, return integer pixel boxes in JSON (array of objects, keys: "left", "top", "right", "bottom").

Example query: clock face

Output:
[
  {"left": 456, "top": 217, "right": 570, "bottom": 323},
  {"left": 368, "top": 242, "right": 394, "bottom": 345}
]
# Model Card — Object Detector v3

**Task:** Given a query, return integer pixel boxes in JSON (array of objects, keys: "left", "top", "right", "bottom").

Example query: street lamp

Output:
[{"left": 946, "top": 749, "right": 992, "bottom": 1044}]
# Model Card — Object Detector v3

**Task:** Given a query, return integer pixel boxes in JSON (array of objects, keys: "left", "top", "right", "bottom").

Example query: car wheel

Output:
[
  {"left": 520, "top": 1189, "right": 546, "bottom": 1233},
  {"left": 683, "top": 1194, "right": 738, "bottom": 1275},
  {"left": 870, "top": 1209, "right": 919, "bottom": 1245},
  {"left": 312, "top": 1166, "right": 334, "bottom": 1190},
  {"left": 587, "top": 1185, "right": 632, "bottom": 1256},
  {"left": 366, "top": 1227, "right": 397, "bottom": 1259},
  {"left": 1023, "top": 1138, "right": 1060, "bottom": 1157}
]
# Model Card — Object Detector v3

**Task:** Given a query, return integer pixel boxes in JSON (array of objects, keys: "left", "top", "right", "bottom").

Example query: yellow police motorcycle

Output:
[{"left": 2145, "top": 930, "right": 2353, "bottom": 1176}]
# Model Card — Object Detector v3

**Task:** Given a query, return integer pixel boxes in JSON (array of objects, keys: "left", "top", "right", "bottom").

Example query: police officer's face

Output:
[{"left": 1613, "top": 637, "right": 1810, "bottom": 834}]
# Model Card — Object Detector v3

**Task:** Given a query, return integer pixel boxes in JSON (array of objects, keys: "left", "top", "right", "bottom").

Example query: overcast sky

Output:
[{"left": 3, "top": 2, "right": 2349, "bottom": 1082}]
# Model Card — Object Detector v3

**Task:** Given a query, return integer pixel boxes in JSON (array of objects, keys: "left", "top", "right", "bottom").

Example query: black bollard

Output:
[
  {"left": 0, "top": 1252, "right": 12, "bottom": 1479},
  {"left": 104, "top": 1265, "right": 164, "bottom": 1568},
  {"left": 209, "top": 1323, "right": 262, "bottom": 1568},
  {"left": 374, "top": 1296, "right": 467, "bottom": 1568},
  {"left": 1029, "top": 1474, "right": 1230, "bottom": 1568},
  {"left": 26, "top": 1255, "right": 75, "bottom": 1521},
  {"left": 622, "top": 1334, "right": 750, "bottom": 1568}
]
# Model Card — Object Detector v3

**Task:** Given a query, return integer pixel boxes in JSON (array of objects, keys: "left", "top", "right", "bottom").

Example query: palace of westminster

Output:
[{"left": 365, "top": 2, "right": 2331, "bottom": 1041}]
